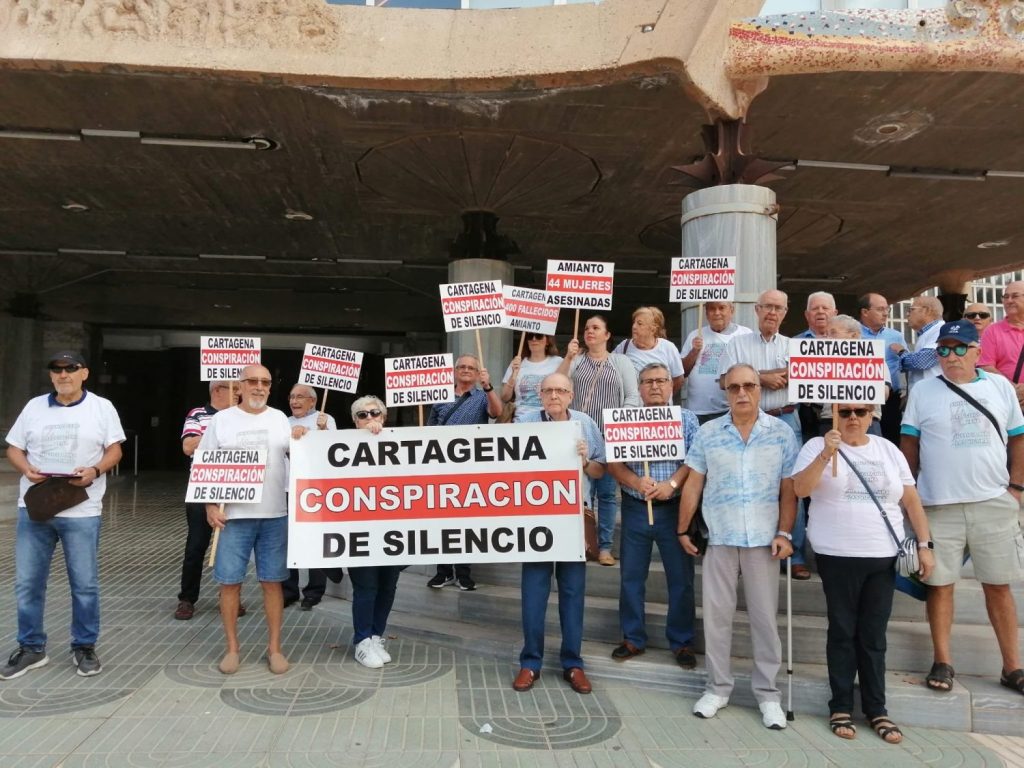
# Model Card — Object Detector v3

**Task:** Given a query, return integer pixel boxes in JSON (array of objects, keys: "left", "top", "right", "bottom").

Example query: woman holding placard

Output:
[
  {"left": 346, "top": 396, "right": 403, "bottom": 669},
  {"left": 791, "top": 404, "right": 933, "bottom": 744},
  {"left": 560, "top": 315, "right": 640, "bottom": 565},
  {"left": 613, "top": 307, "right": 685, "bottom": 397},
  {"left": 501, "top": 334, "right": 562, "bottom": 423}
]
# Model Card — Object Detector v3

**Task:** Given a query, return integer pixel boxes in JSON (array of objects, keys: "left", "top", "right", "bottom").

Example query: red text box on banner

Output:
[
  {"left": 787, "top": 338, "right": 886, "bottom": 404},
  {"left": 439, "top": 280, "right": 505, "bottom": 332},
  {"left": 185, "top": 448, "right": 267, "bottom": 504},
  {"left": 200, "top": 336, "right": 261, "bottom": 381},
  {"left": 602, "top": 406, "right": 684, "bottom": 462},
  {"left": 287, "top": 421, "right": 585, "bottom": 567},
  {"left": 500, "top": 285, "right": 560, "bottom": 335},
  {"left": 544, "top": 260, "right": 615, "bottom": 310},
  {"left": 384, "top": 353, "right": 455, "bottom": 408},
  {"left": 668, "top": 256, "right": 736, "bottom": 303},
  {"left": 299, "top": 343, "right": 363, "bottom": 394}
]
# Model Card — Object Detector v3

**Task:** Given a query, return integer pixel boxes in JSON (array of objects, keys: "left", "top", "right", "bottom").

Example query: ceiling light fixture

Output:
[
  {"left": 284, "top": 210, "right": 314, "bottom": 221},
  {"left": 198, "top": 253, "right": 267, "bottom": 261},
  {"left": 58, "top": 248, "right": 127, "bottom": 256},
  {"left": 140, "top": 136, "right": 275, "bottom": 151},
  {"left": 0, "top": 129, "right": 80, "bottom": 142},
  {"left": 61, "top": 202, "right": 89, "bottom": 212},
  {"left": 977, "top": 240, "right": 1009, "bottom": 249},
  {"left": 336, "top": 258, "right": 403, "bottom": 265},
  {"left": 888, "top": 167, "right": 985, "bottom": 182},
  {"left": 797, "top": 159, "right": 890, "bottom": 172},
  {"left": 81, "top": 128, "right": 141, "bottom": 139},
  {"left": 986, "top": 170, "right": 1024, "bottom": 179}
]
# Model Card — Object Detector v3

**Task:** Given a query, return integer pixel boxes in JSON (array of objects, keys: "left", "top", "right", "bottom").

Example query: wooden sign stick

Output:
[
  {"left": 644, "top": 460, "right": 654, "bottom": 526},
  {"left": 832, "top": 405, "right": 839, "bottom": 477},
  {"left": 319, "top": 389, "right": 329, "bottom": 417},
  {"left": 475, "top": 328, "right": 484, "bottom": 368},
  {"left": 208, "top": 503, "right": 225, "bottom": 567},
  {"left": 573, "top": 308, "right": 581, "bottom": 342},
  {"left": 518, "top": 331, "right": 526, "bottom": 358},
  {"left": 697, "top": 303, "right": 704, "bottom": 341},
  {"left": 418, "top": 404, "right": 424, "bottom": 427}
]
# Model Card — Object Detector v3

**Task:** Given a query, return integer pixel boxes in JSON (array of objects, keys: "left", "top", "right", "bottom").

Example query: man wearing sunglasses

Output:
[
  {"left": 2, "top": 351, "right": 125, "bottom": 680},
  {"left": 979, "top": 281, "right": 1024, "bottom": 410},
  {"left": 901, "top": 321, "right": 1024, "bottom": 698}
]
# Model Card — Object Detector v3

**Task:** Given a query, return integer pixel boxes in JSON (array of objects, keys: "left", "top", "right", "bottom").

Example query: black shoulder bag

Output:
[{"left": 936, "top": 376, "right": 1006, "bottom": 445}]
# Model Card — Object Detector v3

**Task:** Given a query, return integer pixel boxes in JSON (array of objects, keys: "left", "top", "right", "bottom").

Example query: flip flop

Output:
[
  {"left": 869, "top": 716, "right": 903, "bottom": 744},
  {"left": 1000, "top": 668, "right": 1024, "bottom": 695},
  {"left": 925, "top": 661, "right": 954, "bottom": 692},
  {"left": 829, "top": 713, "right": 856, "bottom": 740}
]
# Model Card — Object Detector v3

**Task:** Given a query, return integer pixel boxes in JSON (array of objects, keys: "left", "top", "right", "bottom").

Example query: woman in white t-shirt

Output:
[
  {"left": 792, "top": 404, "right": 934, "bottom": 745},
  {"left": 612, "top": 306, "right": 684, "bottom": 398},
  {"left": 501, "top": 334, "right": 563, "bottom": 422}
]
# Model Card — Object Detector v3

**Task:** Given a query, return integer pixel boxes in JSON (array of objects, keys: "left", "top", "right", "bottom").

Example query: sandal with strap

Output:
[
  {"left": 869, "top": 716, "right": 903, "bottom": 745},
  {"left": 1001, "top": 668, "right": 1024, "bottom": 695},
  {"left": 829, "top": 714, "right": 856, "bottom": 740},
  {"left": 925, "top": 661, "right": 955, "bottom": 693}
]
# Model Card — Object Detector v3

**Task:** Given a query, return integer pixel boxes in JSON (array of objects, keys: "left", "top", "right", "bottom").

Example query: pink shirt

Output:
[{"left": 978, "top": 319, "right": 1024, "bottom": 381}]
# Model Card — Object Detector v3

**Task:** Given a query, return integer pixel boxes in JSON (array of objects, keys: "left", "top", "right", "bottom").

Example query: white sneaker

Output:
[
  {"left": 693, "top": 693, "right": 729, "bottom": 719},
  {"left": 372, "top": 635, "right": 392, "bottom": 664},
  {"left": 354, "top": 638, "right": 384, "bottom": 669},
  {"left": 759, "top": 701, "right": 787, "bottom": 730}
]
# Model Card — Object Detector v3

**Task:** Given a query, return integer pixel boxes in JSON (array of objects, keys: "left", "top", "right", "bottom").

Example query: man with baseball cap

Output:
[
  {"left": 901, "top": 321, "right": 1024, "bottom": 697},
  {"left": 2, "top": 351, "right": 125, "bottom": 679}
]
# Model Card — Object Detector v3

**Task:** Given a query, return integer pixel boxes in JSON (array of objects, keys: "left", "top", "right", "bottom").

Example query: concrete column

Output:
[
  {"left": 447, "top": 258, "right": 514, "bottom": 390},
  {"left": 677, "top": 184, "right": 779, "bottom": 341}
]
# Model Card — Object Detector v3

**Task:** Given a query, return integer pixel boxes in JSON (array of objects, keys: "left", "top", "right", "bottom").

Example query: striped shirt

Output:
[
  {"left": 181, "top": 405, "right": 217, "bottom": 441},
  {"left": 572, "top": 355, "right": 623, "bottom": 429}
]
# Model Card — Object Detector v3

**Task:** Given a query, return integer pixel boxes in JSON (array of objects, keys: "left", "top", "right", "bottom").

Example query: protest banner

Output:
[
  {"left": 787, "top": 338, "right": 886, "bottom": 405},
  {"left": 287, "top": 422, "right": 585, "bottom": 567},
  {"left": 545, "top": 259, "right": 614, "bottom": 338},
  {"left": 669, "top": 256, "right": 737, "bottom": 303},
  {"left": 299, "top": 344, "right": 363, "bottom": 394},
  {"left": 200, "top": 336, "right": 261, "bottom": 381},
  {"left": 384, "top": 353, "right": 455, "bottom": 409},
  {"left": 603, "top": 406, "right": 684, "bottom": 525},
  {"left": 439, "top": 280, "right": 505, "bottom": 333}
]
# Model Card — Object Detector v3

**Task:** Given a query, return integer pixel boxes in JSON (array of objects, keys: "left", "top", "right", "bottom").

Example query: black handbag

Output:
[{"left": 24, "top": 477, "right": 89, "bottom": 522}]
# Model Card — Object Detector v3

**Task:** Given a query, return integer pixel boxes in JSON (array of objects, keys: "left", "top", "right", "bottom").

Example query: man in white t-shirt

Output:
[
  {"left": 901, "top": 321, "right": 1024, "bottom": 697},
  {"left": 681, "top": 302, "right": 752, "bottom": 423},
  {"left": 201, "top": 365, "right": 293, "bottom": 676},
  {"left": 2, "top": 351, "right": 125, "bottom": 680}
]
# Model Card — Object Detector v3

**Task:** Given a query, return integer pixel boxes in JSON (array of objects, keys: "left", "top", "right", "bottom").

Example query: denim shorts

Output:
[{"left": 213, "top": 516, "right": 288, "bottom": 584}]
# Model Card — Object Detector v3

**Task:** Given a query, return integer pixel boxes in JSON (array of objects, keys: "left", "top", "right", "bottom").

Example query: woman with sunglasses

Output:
[
  {"left": 817, "top": 315, "right": 890, "bottom": 437},
  {"left": 346, "top": 396, "right": 403, "bottom": 669},
  {"left": 501, "top": 334, "right": 563, "bottom": 422},
  {"left": 560, "top": 315, "right": 641, "bottom": 565},
  {"left": 792, "top": 404, "right": 934, "bottom": 744}
]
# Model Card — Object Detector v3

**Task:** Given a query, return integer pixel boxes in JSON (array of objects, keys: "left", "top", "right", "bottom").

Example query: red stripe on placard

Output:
[
  {"left": 546, "top": 275, "right": 614, "bottom": 294},
  {"left": 293, "top": 469, "right": 580, "bottom": 522},
  {"left": 604, "top": 422, "right": 683, "bottom": 444},
  {"left": 385, "top": 367, "right": 455, "bottom": 389},
  {"left": 300, "top": 356, "right": 361, "bottom": 378},
  {"left": 440, "top": 293, "right": 503, "bottom": 316}
]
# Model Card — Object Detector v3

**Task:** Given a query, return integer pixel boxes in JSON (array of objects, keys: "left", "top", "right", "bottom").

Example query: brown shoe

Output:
[
  {"left": 597, "top": 551, "right": 616, "bottom": 566},
  {"left": 173, "top": 600, "right": 194, "bottom": 620},
  {"left": 513, "top": 667, "right": 539, "bottom": 692},
  {"left": 237, "top": 603, "right": 248, "bottom": 617},
  {"left": 563, "top": 667, "right": 592, "bottom": 694},
  {"left": 611, "top": 640, "right": 644, "bottom": 661},
  {"left": 791, "top": 565, "right": 812, "bottom": 581}
]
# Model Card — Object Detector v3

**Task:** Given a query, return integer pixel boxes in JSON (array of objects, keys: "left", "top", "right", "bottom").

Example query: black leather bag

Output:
[{"left": 24, "top": 477, "right": 89, "bottom": 522}]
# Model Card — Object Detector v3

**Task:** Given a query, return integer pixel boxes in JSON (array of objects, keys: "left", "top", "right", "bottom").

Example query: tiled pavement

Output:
[{"left": 0, "top": 474, "right": 1022, "bottom": 767}]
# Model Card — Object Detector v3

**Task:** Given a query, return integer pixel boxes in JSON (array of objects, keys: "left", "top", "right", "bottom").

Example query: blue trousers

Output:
[
  {"left": 519, "top": 561, "right": 585, "bottom": 671},
  {"left": 590, "top": 472, "right": 619, "bottom": 553},
  {"left": 348, "top": 566, "right": 401, "bottom": 644}
]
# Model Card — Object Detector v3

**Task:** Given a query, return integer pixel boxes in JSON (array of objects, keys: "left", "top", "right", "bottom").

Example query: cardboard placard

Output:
[
  {"left": 501, "top": 286, "right": 559, "bottom": 336},
  {"left": 200, "top": 336, "right": 261, "bottom": 381},
  {"left": 299, "top": 344, "right": 363, "bottom": 394},
  {"left": 185, "top": 448, "right": 267, "bottom": 504},
  {"left": 788, "top": 338, "right": 886, "bottom": 404},
  {"left": 439, "top": 280, "right": 504, "bottom": 332},
  {"left": 384, "top": 353, "right": 455, "bottom": 408},
  {"left": 602, "top": 406, "right": 684, "bottom": 462},
  {"left": 669, "top": 256, "right": 736, "bottom": 303},
  {"left": 544, "top": 260, "right": 614, "bottom": 309}
]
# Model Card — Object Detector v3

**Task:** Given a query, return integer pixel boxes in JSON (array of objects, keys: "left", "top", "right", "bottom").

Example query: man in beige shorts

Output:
[{"left": 901, "top": 320, "right": 1024, "bottom": 697}]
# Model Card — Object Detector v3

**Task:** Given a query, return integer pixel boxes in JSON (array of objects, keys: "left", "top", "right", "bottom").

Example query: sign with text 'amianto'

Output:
[
  {"left": 602, "top": 406, "right": 684, "bottom": 462},
  {"left": 299, "top": 344, "right": 363, "bottom": 394},
  {"left": 185, "top": 449, "right": 267, "bottom": 505},
  {"left": 501, "top": 286, "right": 560, "bottom": 336},
  {"left": 439, "top": 280, "right": 504, "bottom": 332},
  {"left": 199, "top": 336, "right": 261, "bottom": 381},
  {"left": 669, "top": 256, "right": 736, "bottom": 303},
  {"left": 545, "top": 260, "right": 614, "bottom": 310},
  {"left": 788, "top": 338, "right": 886, "bottom": 404},
  {"left": 384, "top": 353, "right": 455, "bottom": 408},
  {"left": 287, "top": 422, "right": 585, "bottom": 567}
]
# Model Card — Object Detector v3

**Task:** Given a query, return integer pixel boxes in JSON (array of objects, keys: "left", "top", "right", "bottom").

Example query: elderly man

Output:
[
  {"left": 964, "top": 301, "right": 994, "bottom": 336},
  {"left": 681, "top": 302, "right": 752, "bottom": 424},
  {"left": 858, "top": 293, "right": 906, "bottom": 444},
  {"left": 891, "top": 295, "right": 943, "bottom": 392},
  {"left": 513, "top": 372, "right": 605, "bottom": 695},
  {"left": 607, "top": 363, "right": 700, "bottom": 668},
  {"left": 201, "top": 365, "right": 293, "bottom": 676},
  {"left": 796, "top": 291, "right": 838, "bottom": 340},
  {"left": 426, "top": 354, "right": 502, "bottom": 591},
  {"left": 979, "top": 281, "right": 1024, "bottom": 409},
  {"left": 678, "top": 363, "right": 798, "bottom": 728},
  {"left": 283, "top": 383, "right": 338, "bottom": 610},
  {"left": 175, "top": 380, "right": 244, "bottom": 621},
  {"left": 2, "top": 351, "right": 125, "bottom": 679},
  {"left": 901, "top": 321, "right": 1024, "bottom": 697}
]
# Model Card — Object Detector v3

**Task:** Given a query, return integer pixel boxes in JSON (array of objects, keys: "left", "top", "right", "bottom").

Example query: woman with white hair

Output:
[{"left": 346, "top": 395, "right": 403, "bottom": 669}]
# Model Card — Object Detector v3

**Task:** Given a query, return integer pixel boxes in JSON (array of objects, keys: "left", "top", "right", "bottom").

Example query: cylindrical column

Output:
[
  {"left": 447, "top": 258, "right": 514, "bottom": 388},
  {"left": 678, "top": 184, "right": 779, "bottom": 340}
]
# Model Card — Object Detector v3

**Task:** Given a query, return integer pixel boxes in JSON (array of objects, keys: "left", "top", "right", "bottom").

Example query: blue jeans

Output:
[
  {"left": 213, "top": 516, "right": 288, "bottom": 584},
  {"left": 619, "top": 494, "right": 695, "bottom": 650},
  {"left": 15, "top": 508, "right": 101, "bottom": 650},
  {"left": 777, "top": 410, "right": 808, "bottom": 566},
  {"left": 519, "top": 561, "right": 585, "bottom": 671},
  {"left": 348, "top": 566, "right": 401, "bottom": 644},
  {"left": 591, "top": 472, "right": 619, "bottom": 553}
]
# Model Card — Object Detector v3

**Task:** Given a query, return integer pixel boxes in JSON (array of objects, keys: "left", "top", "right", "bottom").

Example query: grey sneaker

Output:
[
  {"left": 72, "top": 646, "right": 102, "bottom": 677},
  {"left": 0, "top": 647, "right": 49, "bottom": 680}
]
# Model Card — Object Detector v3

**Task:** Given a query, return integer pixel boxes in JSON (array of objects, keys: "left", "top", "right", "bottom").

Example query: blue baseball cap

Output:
[{"left": 936, "top": 321, "right": 979, "bottom": 345}]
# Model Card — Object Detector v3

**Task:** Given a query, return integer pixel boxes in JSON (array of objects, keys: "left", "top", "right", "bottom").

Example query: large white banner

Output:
[
  {"left": 199, "top": 336, "right": 261, "bottom": 381},
  {"left": 788, "top": 338, "right": 886, "bottom": 404},
  {"left": 288, "top": 422, "right": 585, "bottom": 567}
]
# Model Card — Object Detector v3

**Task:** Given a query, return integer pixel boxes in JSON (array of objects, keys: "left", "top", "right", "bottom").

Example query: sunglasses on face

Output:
[
  {"left": 355, "top": 409, "right": 383, "bottom": 420},
  {"left": 241, "top": 378, "right": 272, "bottom": 386},
  {"left": 838, "top": 407, "right": 871, "bottom": 418},
  {"left": 49, "top": 364, "right": 82, "bottom": 374},
  {"left": 963, "top": 312, "right": 991, "bottom": 320},
  {"left": 525, "top": 333, "right": 545, "bottom": 341},
  {"left": 725, "top": 382, "right": 759, "bottom": 394},
  {"left": 936, "top": 344, "right": 974, "bottom": 358}
]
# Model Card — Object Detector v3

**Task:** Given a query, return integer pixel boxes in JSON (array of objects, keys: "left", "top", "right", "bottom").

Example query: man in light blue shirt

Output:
[{"left": 678, "top": 363, "right": 799, "bottom": 730}]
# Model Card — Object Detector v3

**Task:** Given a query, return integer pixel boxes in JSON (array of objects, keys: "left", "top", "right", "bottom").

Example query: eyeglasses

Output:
[
  {"left": 48, "top": 364, "right": 82, "bottom": 374},
  {"left": 525, "top": 333, "right": 545, "bottom": 341},
  {"left": 963, "top": 312, "right": 991, "bottom": 320},
  {"left": 355, "top": 409, "right": 383, "bottom": 420},
  {"left": 1004, "top": 293, "right": 1024, "bottom": 301},
  {"left": 540, "top": 387, "right": 571, "bottom": 397},
  {"left": 936, "top": 344, "right": 974, "bottom": 357},
  {"left": 639, "top": 377, "right": 670, "bottom": 386},
  {"left": 456, "top": 365, "right": 478, "bottom": 372},
  {"left": 241, "top": 378, "right": 272, "bottom": 386},
  {"left": 756, "top": 304, "right": 787, "bottom": 313},
  {"left": 725, "top": 382, "right": 759, "bottom": 394},
  {"left": 837, "top": 407, "right": 872, "bottom": 418},
  {"left": 869, "top": 305, "right": 890, "bottom": 314},
  {"left": 288, "top": 394, "right": 314, "bottom": 400}
]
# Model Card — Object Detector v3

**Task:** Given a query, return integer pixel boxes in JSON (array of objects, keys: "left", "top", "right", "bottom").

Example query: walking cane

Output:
[{"left": 786, "top": 555, "right": 795, "bottom": 721}]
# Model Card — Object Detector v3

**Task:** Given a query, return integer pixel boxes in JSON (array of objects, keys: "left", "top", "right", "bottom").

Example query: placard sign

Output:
[
  {"left": 384, "top": 353, "right": 455, "bottom": 408},
  {"left": 439, "top": 280, "right": 504, "bottom": 332},
  {"left": 299, "top": 344, "right": 363, "bottom": 394},
  {"left": 669, "top": 257, "right": 736, "bottom": 302},
  {"left": 602, "top": 406, "right": 684, "bottom": 462},
  {"left": 501, "top": 286, "right": 559, "bottom": 336},
  {"left": 788, "top": 338, "right": 886, "bottom": 404},
  {"left": 185, "top": 449, "right": 267, "bottom": 504},
  {"left": 200, "top": 336, "right": 261, "bottom": 381},
  {"left": 287, "top": 422, "right": 584, "bottom": 567},
  {"left": 545, "top": 260, "right": 614, "bottom": 309}
]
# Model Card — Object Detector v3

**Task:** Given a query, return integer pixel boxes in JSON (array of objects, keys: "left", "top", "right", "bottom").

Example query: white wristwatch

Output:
[{"left": 775, "top": 530, "right": 793, "bottom": 541}]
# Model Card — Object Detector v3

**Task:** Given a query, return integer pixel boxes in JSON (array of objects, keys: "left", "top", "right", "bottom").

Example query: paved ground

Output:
[{"left": 0, "top": 474, "right": 1022, "bottom": 767}]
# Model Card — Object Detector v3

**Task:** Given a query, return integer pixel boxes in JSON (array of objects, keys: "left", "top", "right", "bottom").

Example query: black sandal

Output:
[
  {"left": 869, "top": 716, "right": 903, "bottom": 744},
  {"left": 925, "top": 661, "right": 955, "bottom": 692},
  {"left": 829, "top": 713, "right": 856, "bottom": 740},
  {"left": 1001, "top": 668, "right": 1024, "bottom": 695}
]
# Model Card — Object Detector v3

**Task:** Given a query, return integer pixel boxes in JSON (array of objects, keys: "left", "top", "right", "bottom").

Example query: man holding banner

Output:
[{"left": 606, "top": 363, "right": 700, "bottom": 669}]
